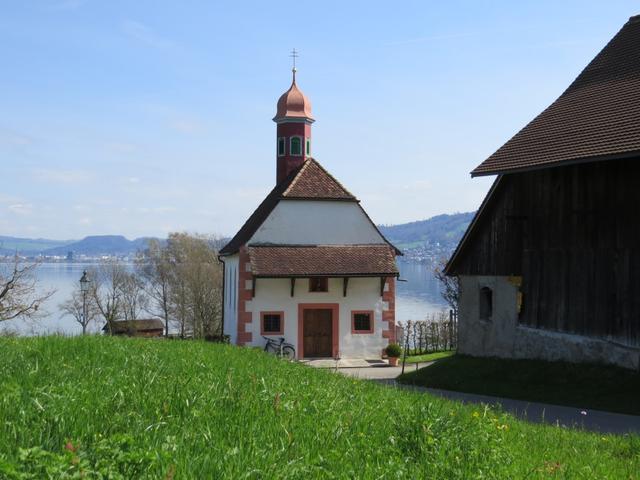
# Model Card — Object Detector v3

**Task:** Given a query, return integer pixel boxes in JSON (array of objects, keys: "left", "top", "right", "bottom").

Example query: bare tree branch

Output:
[
  {"left": 136, "top": 239, "right": 172, "bottom": 337},
  {"left": 88, "top": 260, "right": 127, "bottom": 334},
  {"left": 59, "top": 290, "right": 99, "bottom": 335},
  {"left": 0, "top": 255, "right": 54, "bottom": 322},
  {"left": 433, "top": 257, "right": 459, "bottom": 314}
]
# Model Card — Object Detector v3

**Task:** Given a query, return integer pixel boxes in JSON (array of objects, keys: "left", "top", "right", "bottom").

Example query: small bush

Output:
[{"left": 385, "top": 343, "right": 402, "bottom": 358}]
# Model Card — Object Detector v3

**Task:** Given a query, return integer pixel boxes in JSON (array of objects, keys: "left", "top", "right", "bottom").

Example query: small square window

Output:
[
  {"left": 261, "top": 312, "right": 283, "bottom": 335},
  {"left": 309, "top": 277, "right": 328, "bottom": 292},
  {"left": 278, "top": 138, "right": 285, "bottom": 156},
  {"left": 352, "top": 311, "right": 373, "bottom": 334}
]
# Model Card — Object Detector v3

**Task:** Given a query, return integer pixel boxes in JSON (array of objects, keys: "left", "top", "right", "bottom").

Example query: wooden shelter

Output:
[{"left": 104, "top": 319, "right": 165, "bottom": 338}]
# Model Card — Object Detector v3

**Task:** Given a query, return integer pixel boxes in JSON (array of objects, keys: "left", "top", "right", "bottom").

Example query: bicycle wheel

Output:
[
  {"left": 265, "top": 342, "right": 278, "bottom": 355},
  {"left": 281, "top": 345, "right": 295, "bottom": 361}
]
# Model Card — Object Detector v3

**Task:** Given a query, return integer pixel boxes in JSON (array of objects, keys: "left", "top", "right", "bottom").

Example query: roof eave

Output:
[
  {"left": 444, "top": 176, "right": 503, "bottom": 276},
  {"left": 272, "top": 115, "right": 315, "bottom": 124},
  {"left": 281, "top": 196, "right": 359, "bottom": 202},
  {"left": 471, "top": 149, "right": 640, "bottom": 178},
  {"left": 253, "top": 272, "right": 399, "bottom": 278}
]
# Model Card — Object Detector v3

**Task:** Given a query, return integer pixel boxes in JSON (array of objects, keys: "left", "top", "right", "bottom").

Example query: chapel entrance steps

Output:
[{"left": 300, "top": 358, "right": 389, "bottom": 368}]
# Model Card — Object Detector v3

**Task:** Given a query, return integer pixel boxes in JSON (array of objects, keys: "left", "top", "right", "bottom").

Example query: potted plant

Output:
[{"left": 385, "top": 343, "right": 402, "bottom": 366}]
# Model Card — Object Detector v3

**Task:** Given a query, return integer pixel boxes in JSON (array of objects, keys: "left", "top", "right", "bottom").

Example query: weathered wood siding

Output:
[{"left": 453, "top": 158, "right": 640, "bottom": 345}]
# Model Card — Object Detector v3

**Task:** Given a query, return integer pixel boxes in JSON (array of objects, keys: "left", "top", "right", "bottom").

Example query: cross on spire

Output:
[
  {"left": 290, "top": 48, "right": 299, "bottom": 70},
  {"left": 290, "top": 48, "right": 299, "bottom": 82}
]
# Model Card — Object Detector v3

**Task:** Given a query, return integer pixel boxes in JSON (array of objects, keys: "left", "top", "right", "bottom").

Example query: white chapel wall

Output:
[
  {"left": 244, "top": 277, "right": 389, "bottom": 358},
  {"left": 222, "top": 254, "right": 239, "bottom": 344},
  {"left": 249, "top": 200, "right": 385, "bottom": 245}
]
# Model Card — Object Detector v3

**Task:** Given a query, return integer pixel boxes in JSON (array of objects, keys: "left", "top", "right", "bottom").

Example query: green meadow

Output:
[
  {"left": 398, "top": 354, "right": 640, "bottom": 416},
  {"left": 0, "top": 336, "right": 638, "bottom": 479}
]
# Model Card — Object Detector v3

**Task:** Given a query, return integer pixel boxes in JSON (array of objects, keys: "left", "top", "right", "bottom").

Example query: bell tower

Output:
[{"left": 273, "top": 50, "right": 314, "bottom": 184}]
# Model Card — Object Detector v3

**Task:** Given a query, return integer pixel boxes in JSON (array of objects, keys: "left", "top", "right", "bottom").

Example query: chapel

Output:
[{"left": 219, "top": 65, "right": 400, "bottom": 359}]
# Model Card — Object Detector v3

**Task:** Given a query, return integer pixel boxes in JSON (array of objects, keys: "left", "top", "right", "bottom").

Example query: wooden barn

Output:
[{"left": 446, "top": 15, "right": 640, "bottom": 369}]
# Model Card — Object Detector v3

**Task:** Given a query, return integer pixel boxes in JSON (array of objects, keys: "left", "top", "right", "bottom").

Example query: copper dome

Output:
[{"left": 273, "top": 71, "right": 314, "bottom": 123}]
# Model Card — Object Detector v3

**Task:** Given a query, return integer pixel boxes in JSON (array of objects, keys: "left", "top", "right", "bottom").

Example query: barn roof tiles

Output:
[{"left": 472, "top": 15, "right": 640, "bottom": 176}]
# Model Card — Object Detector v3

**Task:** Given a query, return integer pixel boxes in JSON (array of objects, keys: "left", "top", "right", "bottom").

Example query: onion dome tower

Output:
[{"left": 273, "top": 51, "right": 314, "bottom": 184}]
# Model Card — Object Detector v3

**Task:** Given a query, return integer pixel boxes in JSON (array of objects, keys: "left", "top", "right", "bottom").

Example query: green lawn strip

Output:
[
  {"left": 398, "top": 354, "right": 640, "bottom": 416},
  {"left": 0, "top": 337, "right": 637, "bottom": 478},
  {"left": 404, "top": 350, "right": 455, "bottom": 364}
]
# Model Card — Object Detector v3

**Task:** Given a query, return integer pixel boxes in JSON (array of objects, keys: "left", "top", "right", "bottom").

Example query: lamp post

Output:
[{"left": 79, "top": 270, "right": 90, "bottom": 335}]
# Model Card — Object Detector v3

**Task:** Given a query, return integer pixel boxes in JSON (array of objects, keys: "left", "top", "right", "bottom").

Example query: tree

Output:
[
  {"left": 165, "top": 233, "right": 223, "bottom": 339},
  {"left": 59, "top": 290, "right": 98, "bottom": 335},
  {"left": 89, "top": 260, "right": 127, "bottom": 334},
  {"left": 433, "top": 257, "right": 459, "bottom": 314},
  {"left": 119, "top": 271, "right": 148, "bottom": 322},
  {"left": 0, "top": 256, "right": 53, "bottom": 322},
  {"left": 136, "top": 239, "right": 172, "bottom": 337}
]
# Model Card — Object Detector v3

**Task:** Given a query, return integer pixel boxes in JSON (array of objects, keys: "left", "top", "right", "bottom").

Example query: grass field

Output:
[
  {"left": 398, "top": 354, "right": 640, "bottom": 416},
  {"left": 0, "top": 337, "right": 639, "bottom": 478},
  {"left": 404, "top": 350, "right": 455, "bottom": 364}
]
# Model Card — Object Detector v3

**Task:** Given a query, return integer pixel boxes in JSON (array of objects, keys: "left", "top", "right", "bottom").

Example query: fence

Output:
[{"left": 398, "top": 310, "right": 458, "bottom": 355}]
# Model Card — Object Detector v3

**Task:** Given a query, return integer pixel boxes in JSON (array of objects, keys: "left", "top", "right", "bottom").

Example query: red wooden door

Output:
[{"left": 303, "top": 309, "right": 333, "bottom": 357}]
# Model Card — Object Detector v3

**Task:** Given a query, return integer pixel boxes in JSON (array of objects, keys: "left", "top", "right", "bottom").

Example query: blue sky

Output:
[{"left": 1, "top": 1, "right": 638, "bottom": 240}]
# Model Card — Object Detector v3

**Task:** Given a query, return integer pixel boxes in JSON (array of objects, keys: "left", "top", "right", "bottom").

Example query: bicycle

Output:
[{"left": 263, "top": 336, "right": 296, "bottom": 360}]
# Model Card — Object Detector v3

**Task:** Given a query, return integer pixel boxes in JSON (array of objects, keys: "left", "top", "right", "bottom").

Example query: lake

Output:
[{"left": 0, "top": 259, "right": 448, "bottom": 335}]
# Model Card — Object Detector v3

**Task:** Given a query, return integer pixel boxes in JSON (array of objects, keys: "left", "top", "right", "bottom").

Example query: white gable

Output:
[{"left": 249, "top": 200, "right": 385, "bottom": 245}]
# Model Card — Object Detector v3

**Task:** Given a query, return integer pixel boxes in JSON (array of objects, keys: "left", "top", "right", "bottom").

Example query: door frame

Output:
[{"left": 297, "top": 303, "right": 339, "bottom": 359}]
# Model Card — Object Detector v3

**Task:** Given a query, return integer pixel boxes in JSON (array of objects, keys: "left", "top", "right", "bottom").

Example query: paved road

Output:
[
  {"left": 335, "top": 363, "right": 640, "bottom": 435},
  {"left": 422, "top": 387, "right": 640, "bottom": 435}
]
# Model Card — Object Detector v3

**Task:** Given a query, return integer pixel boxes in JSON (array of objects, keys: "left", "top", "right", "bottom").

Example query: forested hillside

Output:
[{"left": 379, "top": 212, "right": 474, "bottom": 251}]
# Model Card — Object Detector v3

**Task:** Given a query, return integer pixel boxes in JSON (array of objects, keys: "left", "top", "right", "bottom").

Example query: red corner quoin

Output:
[
  {"left": 382, "top": 277, "right": 396, "bottom": 345},
  {"left": 237, "top": 247, "right": 253, "bottom": 345}
]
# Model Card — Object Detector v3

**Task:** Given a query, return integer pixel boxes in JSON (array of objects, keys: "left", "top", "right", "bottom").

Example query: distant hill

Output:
[
  {"left": 0, "top": 236, "right": 73, "bottom": 255},
  {"left": 2, "top": 213, "right": 474, "bottom": 257},
  {"left": 0, "top": 235, "right": 161, "bottom": 256},
  {"left": 44, "top": 235, "right": 159, "bottom": 256},
  {"left": 379, "top": 212, "right": 475, "bottom": 251}
]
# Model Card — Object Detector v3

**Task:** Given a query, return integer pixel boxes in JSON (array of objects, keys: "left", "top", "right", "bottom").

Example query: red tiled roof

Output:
[
  {"left": 283, "top": 159, "right": 355, "bottom": 199},
  {"left": 248, "top": 245, "right": 399, "bottom": 277},
  {"left": 219, "top": 159, "right": 358, "bottom": 255},
  {"left": 472, "top": 16, "right": 640, "bottom": 176}
]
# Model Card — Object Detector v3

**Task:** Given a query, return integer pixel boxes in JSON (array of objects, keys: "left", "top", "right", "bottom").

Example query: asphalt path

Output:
[{"left": 335, "top": 363, "right": 640, "bottom": 435}]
